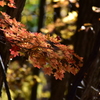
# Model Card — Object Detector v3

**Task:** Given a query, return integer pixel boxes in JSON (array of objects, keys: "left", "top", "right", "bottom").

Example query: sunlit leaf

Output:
[
  {"left": 0, "top": 1, "right": 6, "bottom": 7},
  {"left": 92, "top": 6, "right": 100, "bottom": 13}
]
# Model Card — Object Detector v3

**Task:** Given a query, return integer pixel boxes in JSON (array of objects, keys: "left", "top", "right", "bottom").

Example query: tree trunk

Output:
[
  {"left": 30, "top": 0, "right": 46, "bottom": 100},
  {"left": 6, "top": 0, "right": 26, "bottom": 21},
  {"left": 37, "top": 0, "right": 46, "bottom": 32},
  {"left": 0, "top": 0, "right": 26, "bottom": 96},
  {"left": 49, "top": 1, "right": 70, "bottom": 100},
  {"left": 0, "top": 32, "right": 10, "bottom": 96},
  {"left": 66, "top": 0, "right": 100, "bottom": 100},
  {"left": 49, "top": 74, "right": 69, "bottom": 100}
]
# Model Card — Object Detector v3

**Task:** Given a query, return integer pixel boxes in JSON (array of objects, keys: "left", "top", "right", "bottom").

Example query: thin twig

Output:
[{"left": 0, "top": 55, "right": 12, "bottom": 100}]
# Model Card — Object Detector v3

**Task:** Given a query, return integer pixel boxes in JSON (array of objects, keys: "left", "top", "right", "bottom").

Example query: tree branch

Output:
[{"left": 0, "top": 55, "right": 12, "bottom": 100}]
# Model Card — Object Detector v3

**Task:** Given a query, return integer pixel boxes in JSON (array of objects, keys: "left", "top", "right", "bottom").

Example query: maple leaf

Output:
[
  {"left": 8, "top": 3, "right": 16, "bottom": 8},
  {"left": 0, "top": 11, "right": 10, "bottom": 19},
  {"left": 10, "top": 49, "right": 19, "bottom": 57},
  {"left": 0, "top": 0, "right": 16, "bottom": 8},
  {"left": 11, "top": 45, "right": 20, "bottom": 51},
  {"left": 56, "top": 36, "right": 61, "bottom": 41},
  {"left": 66, "top": 65, "right": 73, "bottom": 73},
  {"left": 54, "top": 70, "right": 64, "bottom": 80},
  {"left": 70, "top": 67, "right": 79, "bottom": 75},
  {"left": 7, "top": 0, "right": 16, "bottom": 8},
  {"left": 9, "top": 45, "right": 20, "bottom": 58},
  {"left": 43, "top": 67, "right": 53, "bottom": 76},
  {"left": 34, "top": 65, "right": 41, "bottom": 69},
  {"left": 0, "top": 1, "right": 6, "bottom": 7}
]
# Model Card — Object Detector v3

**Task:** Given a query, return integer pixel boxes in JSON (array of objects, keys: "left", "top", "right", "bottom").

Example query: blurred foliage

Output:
[
  {"left": 41, "top": 0, "right": 79, "bottom": 42},
  {"left": 7, "top": 61, "right": 33, "bottom": 100},
  {"left": 37, "top": 72, "right": 51, "bottom": 100},
  {"left": 21, "top": 0, "right": 79, "bottom": 41},
  {"left": 0, "top": 58, "right": 34, "bottom": 100},
  {"left": 0, "top": 57, "right": 50, "bottom": 100},
  {"left": 21, "top": 0, "right": 40, "bottom": 32}
]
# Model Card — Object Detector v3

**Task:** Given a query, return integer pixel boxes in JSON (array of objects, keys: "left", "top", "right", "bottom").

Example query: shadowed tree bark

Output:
[
  {"left": 49, "top": 1, "right": 70, "bottom": 100},
  {"left": 0, "top": 0, "right": 26, "bottom": 97},
  {"left": 0, "top": 31, "right": 10, "bottom": 96},
  {"left": 37, "top": 0, "right": 46, "bottom": 32},
  {"left": 6, "top": 0, "right": 26, "bottom": 21},
  {"left": 49, "top": 74, "right": 69, "bottom": 100},
  {"left": 30, "top": 0, "right": 46, "bottom": 100},
  {"left": 66, "top": 0, "right": 100, "bottom": 100}
]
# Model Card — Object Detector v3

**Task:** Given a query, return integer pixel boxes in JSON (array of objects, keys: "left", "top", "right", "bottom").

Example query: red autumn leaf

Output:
[
  {"left": 0, "top": 1, "right": 6, "bottom": 7},
  {"left": 9, "top": 45, "right": 20, "bottom": 58},
  {"left": 34, "top": 64, "right": 41, "bottom": 69},
  {"left": 11, "top": 45, "right": 20, "bottom": 51},
  {"left": 43, "top": 67, "right": 53, "bottom": 75},
  {"left": 7, "top": 0, "right": 16, "bottom": 8},
  {"left": 10, "top": 49, "right": 19, "bottom": 57},
  {"left": 54, "top": 71, "right": 64, "bottom": 80},
  {"left": 56, "top": 36, "right": 61, "bottom": 41},
  {"left": 66, "top": 65, "right": 73, "bottom": 73},
  {"left": 8, "top": 3, "right": 16, "bottom": 8},
  {"left": 70, "top": 67, "right": 79, "bottom": 75}
]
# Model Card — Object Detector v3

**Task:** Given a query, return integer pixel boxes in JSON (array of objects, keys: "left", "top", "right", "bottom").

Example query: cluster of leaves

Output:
[
  {"left": 0, "top": 0, "right": 82, "bottom": 80},
  {"left": 0, "top": 11, "right": 82, "bottom": 80},
  {"left": 0, "top": 0, "right": 16, "bottom": 8}
]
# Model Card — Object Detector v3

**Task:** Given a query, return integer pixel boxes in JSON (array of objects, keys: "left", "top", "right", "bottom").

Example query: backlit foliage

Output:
[
  {"left": 0, "top": 0, "right": 16, "bottom": 8},
  {"left": 0, "top": 0, "right": 82, "bottom": 80},
  {"left": 40, "top": 0, "right": 79, "bottom": 40}
]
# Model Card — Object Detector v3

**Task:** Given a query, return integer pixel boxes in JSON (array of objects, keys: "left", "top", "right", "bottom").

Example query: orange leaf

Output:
[
  {"left": 10, "top": 50, "right": 19, "bottom": 57},
  {"left": 54, "top": 71, "right": 64, "bottom": 80},
  {"left": 43, "top": 67, "right": 53, "bottom": 76},
  {"left": 0, "top": 1, "right": 6, "bottom": 7},
  {"left": 8, "top": 3, "right": 16, "bottom": 8}
]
